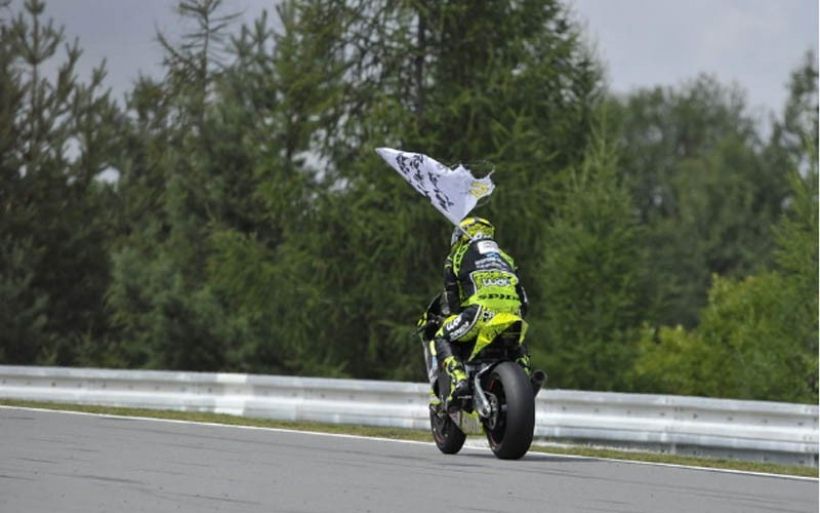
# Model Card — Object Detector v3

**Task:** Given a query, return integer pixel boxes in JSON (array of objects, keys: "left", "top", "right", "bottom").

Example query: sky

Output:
[
  {"left": 17, "top": 0, "right": 820, "bottom": 119},
  {"left": 571, "top": 0, "right": 818, "bottom": 119}
]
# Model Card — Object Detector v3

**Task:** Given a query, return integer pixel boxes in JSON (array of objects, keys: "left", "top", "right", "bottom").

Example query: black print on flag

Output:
[
  {"left": 427, "top": 172, "right": 455, "bottom": 211},
  {"left": 395, "top": 154, "right": 429, "bottom": 198}
]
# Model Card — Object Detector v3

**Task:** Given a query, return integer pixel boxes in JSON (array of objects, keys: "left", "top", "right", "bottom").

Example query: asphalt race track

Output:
[{"left": 1, "top": 407, "right": 816, "bottom": 513}]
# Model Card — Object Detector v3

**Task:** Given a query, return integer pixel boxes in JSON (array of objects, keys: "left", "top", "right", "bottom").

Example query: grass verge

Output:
[
  {"left": 528, "top": 444, "right": 818, "bottom": 478},
  {"left": 2, "top": 398, "right": 816, "bottom": 478}
]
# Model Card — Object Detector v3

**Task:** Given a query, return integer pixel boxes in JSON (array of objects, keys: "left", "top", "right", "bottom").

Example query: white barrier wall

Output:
[{"left": 1, "top": 365, "right": 817, "bottom": 466}]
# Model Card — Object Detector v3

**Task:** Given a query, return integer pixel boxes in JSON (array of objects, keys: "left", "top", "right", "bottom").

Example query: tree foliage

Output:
[
  {"left": 228, "top": 0, "right": 602, "bottom": 379},
  {"left": 0, "top": 0, "right": 122, "bottom": 364},
  {"left": 610, "top": 76, "right": 789, "bottom": 328},
  {"left": 631, "top": 56, "right": 818, "bottom": 403},
  {"left": 0, "top": 0, "right": 816, "bottom": 403},
  {"left": 533, "top": 113, "right": 646, "bottom": 391}
]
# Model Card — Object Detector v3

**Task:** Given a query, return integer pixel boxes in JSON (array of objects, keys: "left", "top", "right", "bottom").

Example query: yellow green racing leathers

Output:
[{"left": 432, "top": 234, "right": 532, "bottom": 392}]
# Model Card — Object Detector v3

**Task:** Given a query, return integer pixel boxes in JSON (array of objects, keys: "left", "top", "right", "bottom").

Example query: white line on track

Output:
[{"left": 2, "top": 404, "right": 816, "bottom": 482}]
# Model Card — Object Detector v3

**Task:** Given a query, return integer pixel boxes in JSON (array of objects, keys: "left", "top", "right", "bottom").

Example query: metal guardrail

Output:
[{"left": 1, "top": 365, "right": 817, "bottom": 466}]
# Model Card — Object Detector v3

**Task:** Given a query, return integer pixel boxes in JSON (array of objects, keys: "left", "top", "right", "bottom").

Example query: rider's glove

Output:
[{"left": 417, "top": 312, "right": 443, "bottom": 339}]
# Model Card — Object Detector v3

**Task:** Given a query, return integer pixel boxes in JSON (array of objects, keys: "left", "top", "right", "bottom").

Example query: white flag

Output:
[{"left": 375, "top": 147, "right": 494, "bottom": 226}]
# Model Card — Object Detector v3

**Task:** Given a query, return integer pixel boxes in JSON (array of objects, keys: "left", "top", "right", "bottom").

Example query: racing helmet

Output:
[{"left": 450, "top": 217, "right": 495, "bottom": 246}]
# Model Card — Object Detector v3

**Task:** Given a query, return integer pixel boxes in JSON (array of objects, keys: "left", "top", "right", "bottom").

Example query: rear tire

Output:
[{"left": 483, "top": 361, "right": 535, "bottom": 459}]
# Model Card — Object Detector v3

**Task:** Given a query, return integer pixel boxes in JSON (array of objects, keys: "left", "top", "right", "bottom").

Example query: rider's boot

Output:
[
  {"left": 515, "top": 353, "right": 533, "bottom": 377},
  {"left": 433, "top": 336, "right": 468, "bottom": 407},
  {"left": 428, "top": 390, "right": 442, "bottom": 409},
  {"left": 513, "top": 348, "right": 546, "bottom": 396},
  {"left": 442, "top": 355, "right": 469, "bottom": 403},
  {"left": 427, "top": 340, "right": 442, "bottom": 409}
]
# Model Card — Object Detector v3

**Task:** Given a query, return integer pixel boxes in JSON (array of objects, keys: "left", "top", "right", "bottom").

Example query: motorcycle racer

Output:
[{"left": 429, "top": 217, "right": 532, "bottom": 404}]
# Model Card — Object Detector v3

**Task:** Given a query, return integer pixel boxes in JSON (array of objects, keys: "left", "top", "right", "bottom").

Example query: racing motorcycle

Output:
[{"left": 417, "top": 294, "right": 546, "bottom": 460}]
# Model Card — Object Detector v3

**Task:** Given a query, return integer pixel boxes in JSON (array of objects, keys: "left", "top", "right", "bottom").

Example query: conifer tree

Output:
[
  {"left": 107, "top": 0, "right": 242, "bottom": 370},
  {"left": 256, "top": 0, "right": 602, "bottom": 379},
  {"left": 0, "top": 0, "right": 121, "bottom": 364},
  {"left": 534, "top": 112, "right": 645, "bottom": 390}
]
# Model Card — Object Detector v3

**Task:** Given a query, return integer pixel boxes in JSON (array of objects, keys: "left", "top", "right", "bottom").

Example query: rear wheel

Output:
[
  {"left": 430, "top": 376, "right": 466, "bottom": 454},
  {"left": 483, "top": 361, "right": 535, "bottom": 459}
]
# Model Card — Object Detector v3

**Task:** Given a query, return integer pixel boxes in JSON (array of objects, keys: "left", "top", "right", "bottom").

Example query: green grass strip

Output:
[
  {"left": 2, "top": 398, "right": 816, "bottom": 478},
  {"left": 528, "top": 444, "right": 818, "bottom": 478}
]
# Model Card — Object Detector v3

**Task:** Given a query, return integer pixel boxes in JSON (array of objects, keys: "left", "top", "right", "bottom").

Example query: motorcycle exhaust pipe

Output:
[{"left": 531, "top": 369, "right": 547, "bottom": 398}]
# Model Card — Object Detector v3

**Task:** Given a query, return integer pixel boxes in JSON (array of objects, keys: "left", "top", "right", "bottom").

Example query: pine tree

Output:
[
  {"left": 534, "top": 112, "right": 645, "bottom": 390},
  {"left": 107, "top": 0, "right": 243, "bottom": 370},
  {"left": 258, "top": 0, "right": 602, "bottom": 379},
  {"left": 0, "top": 0, "right": 122, "bottom": 364}
]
